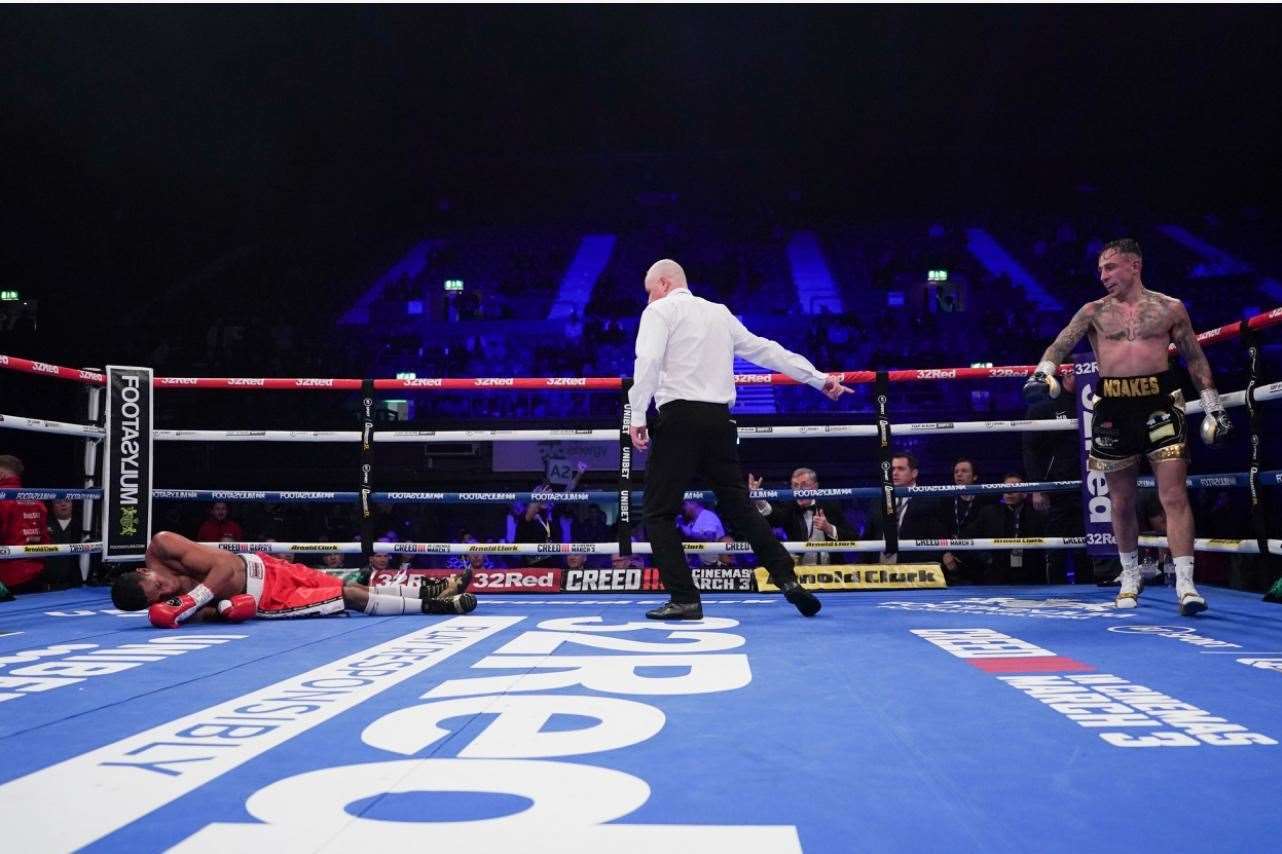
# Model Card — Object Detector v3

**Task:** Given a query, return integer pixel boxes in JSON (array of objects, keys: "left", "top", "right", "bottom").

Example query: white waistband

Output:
[{"left": 242, "top": 553, "right": 266, "bottom": 605}]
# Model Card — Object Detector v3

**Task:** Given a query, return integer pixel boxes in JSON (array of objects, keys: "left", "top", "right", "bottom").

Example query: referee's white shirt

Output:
[{"left": 628, "top": 288, "right": 829, "bottom": 426}]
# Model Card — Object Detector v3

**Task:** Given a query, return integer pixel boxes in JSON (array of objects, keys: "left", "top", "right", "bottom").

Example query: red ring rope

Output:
[{"left": 4, "top": 305, "right": 1279, "bottom": 390}]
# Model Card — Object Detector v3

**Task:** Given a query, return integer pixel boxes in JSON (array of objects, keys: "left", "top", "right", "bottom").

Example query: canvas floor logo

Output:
[
  {"left": 879, "top": 596, "right": 1132, "bottom": 620},
  {"left": 1107, "top": 625, "right": 1240, "bottom": 649}
]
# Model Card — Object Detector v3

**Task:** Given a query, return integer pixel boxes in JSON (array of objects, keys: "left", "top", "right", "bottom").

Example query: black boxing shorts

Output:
[{"left": 1088, "top": 370, "right": 1188, "bottom": 472}]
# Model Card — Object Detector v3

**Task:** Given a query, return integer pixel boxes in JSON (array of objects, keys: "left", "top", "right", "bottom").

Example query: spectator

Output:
[
  {"left": 677, "top": 498, "right": 725, "bottom": 542},
  {"left": 978, "top": 474, "right": 1047, "bottom": 584},
  {"left": 570, "top": 502, "right": 610, "bottom": 545},
  {"left": 1022, "top": 370, "right": 1096, "bottom": 583},
  {"left": 862, "top": 451, "right": 946, "bottom": 565},
  {"left": 196, "top": 501, "right": 244, "bottom": 543},
  {"left": 0, "top": 455, "right": 51, "bottom": 593},
  {"left": 47, "top": 499, "right": 78, "bottom": 543},
  {"left": 939, "top": 458, "right": 992, "bottom": 585},
  {"left": 316, "top": 551, "right": 349, "bottom": 574},
  {"left": 361, "top": 551, "right": 394, "bottom": 585},
  {"left": 751, "top": 467, "right": 850, "bottom": 565},
  {"left": 448, "top": 546, "right": 497, "bottom": 573},
  {"left": 565, "top": 552, "right": 588, "bottom": 570},
  {"left": 45, "top": 498, "right": 83, "bottom": 589},
  {"left": 263, "top": 538, "right": 296, "bottom": 565},
  {"left": 514, "top": 496, "right": 554, "bottom": 567},
  {"left": 704, "top": 534, "right": 740, "bottom": 567},
  {"left": 611, "top": 553, "right": 644, "bottom": 570}
]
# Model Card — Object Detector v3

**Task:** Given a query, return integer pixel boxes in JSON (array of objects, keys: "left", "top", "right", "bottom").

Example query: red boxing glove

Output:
[
  {"left": 148, "top": 584, "right": 214, "bottom": 629},
  {"left": 217, "top": 594, "right": 257, "bottom": 623}
]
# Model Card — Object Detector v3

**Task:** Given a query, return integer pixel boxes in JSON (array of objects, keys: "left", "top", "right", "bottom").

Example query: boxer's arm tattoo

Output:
[
  {"left": 1172, "top": 303, "right": 1215, "bottom": 390},
  {"left": 1040, "top": 303, "right": 1095, "bottom": 366}
]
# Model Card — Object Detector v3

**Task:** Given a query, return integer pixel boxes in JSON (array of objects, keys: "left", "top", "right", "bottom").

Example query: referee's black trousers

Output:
[{"left": 643, "top": 400, "right": 798, "bottom": 603}]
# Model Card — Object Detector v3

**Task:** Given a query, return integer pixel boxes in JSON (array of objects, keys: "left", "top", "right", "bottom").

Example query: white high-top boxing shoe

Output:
[
  {"left": 1114, "top": 568, "right": 1141, "bottom": 609},
  {"left": 1177, "top": 586, "right": 1208, "bottom": 616}
]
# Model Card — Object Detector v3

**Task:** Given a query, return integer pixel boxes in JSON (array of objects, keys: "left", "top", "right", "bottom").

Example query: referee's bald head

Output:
[{"left": 644, "top": 259, "right": 689, "bottom": 303}]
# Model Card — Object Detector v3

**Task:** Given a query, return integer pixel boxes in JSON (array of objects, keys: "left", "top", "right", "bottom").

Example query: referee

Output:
[{"left": 628, "top": 259, "right": 851, "bottom": 619}]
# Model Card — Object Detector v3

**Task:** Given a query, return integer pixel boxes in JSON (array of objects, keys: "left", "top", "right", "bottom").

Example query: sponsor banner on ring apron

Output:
[
  {"left": 1074, "top": 355, "right": 1115, "bottom": 558},
  {"left": 101, "top": 365, "right": 154, "bottom": 562}
]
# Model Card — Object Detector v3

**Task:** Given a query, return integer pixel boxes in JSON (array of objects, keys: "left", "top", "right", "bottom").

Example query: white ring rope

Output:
[
  {"left": 4, "top": 381, "right": 1278, "bottom": 442},
  {"left": 0, "top": 414, "right": 104, "bottom": 438},
  {"left": 5, "top": 536, "right": 1280, "bottom": 561}
]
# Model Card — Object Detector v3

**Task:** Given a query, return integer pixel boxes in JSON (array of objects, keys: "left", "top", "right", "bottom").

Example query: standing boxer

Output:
[{"left": 1024, "top": 239, "right": 1232, "bottom": 615}]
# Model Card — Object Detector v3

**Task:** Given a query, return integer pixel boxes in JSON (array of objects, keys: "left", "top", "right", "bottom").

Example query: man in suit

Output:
[
  {"left": 939, "top": 457, "right": 995, "bottom": 585},
  {"left": 750, "top": 467, "right": 852, "bottom": 565},
  {"left": 977, "top": 473, "right": 1048, "bottom": 584},
  {"left": 863, "top": 451, "right": 947, "bottom": 565}
]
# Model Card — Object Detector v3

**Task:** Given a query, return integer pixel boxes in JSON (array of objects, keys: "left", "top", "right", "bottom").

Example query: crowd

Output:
[{"left": 2, "top": 429, "right": 1275, "bottom": 598}]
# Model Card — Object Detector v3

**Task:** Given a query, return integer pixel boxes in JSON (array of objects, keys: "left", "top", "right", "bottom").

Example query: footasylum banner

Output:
[{"left": 101, "top": 365, "right": 154, "bottom": 562}]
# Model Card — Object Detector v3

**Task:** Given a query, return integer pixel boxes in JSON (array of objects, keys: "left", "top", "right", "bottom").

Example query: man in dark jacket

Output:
[
  {"left": 751, "top": 467, "right": 852, "bottom": 565},
  {"left": 939, "top": 457, "right": 995, "bottom": 585},
  {"left": 863, "top": 451, "right": 947, "bottom": 565},
  {"left": 977, "top": 474, "right": 1047, "bottom": 584}
]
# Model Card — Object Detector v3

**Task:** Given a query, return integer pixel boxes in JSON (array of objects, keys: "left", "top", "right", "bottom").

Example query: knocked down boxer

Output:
[{"left": 110, "top": 531, "right": 475, "bottom": 628}]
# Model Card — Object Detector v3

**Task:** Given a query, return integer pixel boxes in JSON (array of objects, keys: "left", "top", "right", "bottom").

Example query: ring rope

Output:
[
  {"left": 3, "top": 307, "right": 1279, "bottom": 389},
  {"left": 6, "top": 535, "right": 1282, "bottom": 561},
  {"left": 7, "top": 470, "right": 1282, "bottom": 505},
  {"left": 5, "top": 381, "right": 1279, "bottom": 444}
]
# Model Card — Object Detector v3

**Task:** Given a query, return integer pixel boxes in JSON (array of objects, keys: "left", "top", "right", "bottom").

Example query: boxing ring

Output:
[{"left": 2, "top": 306, "right": 1282, "bottom": 852}]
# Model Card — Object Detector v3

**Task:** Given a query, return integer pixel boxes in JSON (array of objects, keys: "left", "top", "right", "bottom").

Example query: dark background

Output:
[{"left": 3, "top": 5, "right": 1279, "bottom": 343}]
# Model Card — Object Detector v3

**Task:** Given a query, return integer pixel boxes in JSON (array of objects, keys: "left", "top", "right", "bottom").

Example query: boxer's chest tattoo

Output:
[{"left": 1095, "top": 296, "right": 1172, "bottom": 342}]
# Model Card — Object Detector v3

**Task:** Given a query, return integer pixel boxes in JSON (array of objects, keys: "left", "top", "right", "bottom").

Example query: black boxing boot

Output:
[
  {"left": 419, "top": 567, "right": 474, "bottom": 601},
  {"left": 423, "top": 592, "right": 478, "bottom": 615}
]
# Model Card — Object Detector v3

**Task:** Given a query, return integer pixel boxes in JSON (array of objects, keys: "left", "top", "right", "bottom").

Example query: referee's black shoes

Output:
[
  {"left": 646, "top": 601, "right": 704, "bottom": 620},
  {"left": 780, "top": 580, "right": 822, "bottom": 617}
]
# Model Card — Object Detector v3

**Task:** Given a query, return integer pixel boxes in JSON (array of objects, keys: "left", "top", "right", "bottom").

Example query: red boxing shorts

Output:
[{"left": 243, "top": 552, "right": 346, "bottom": 619}]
